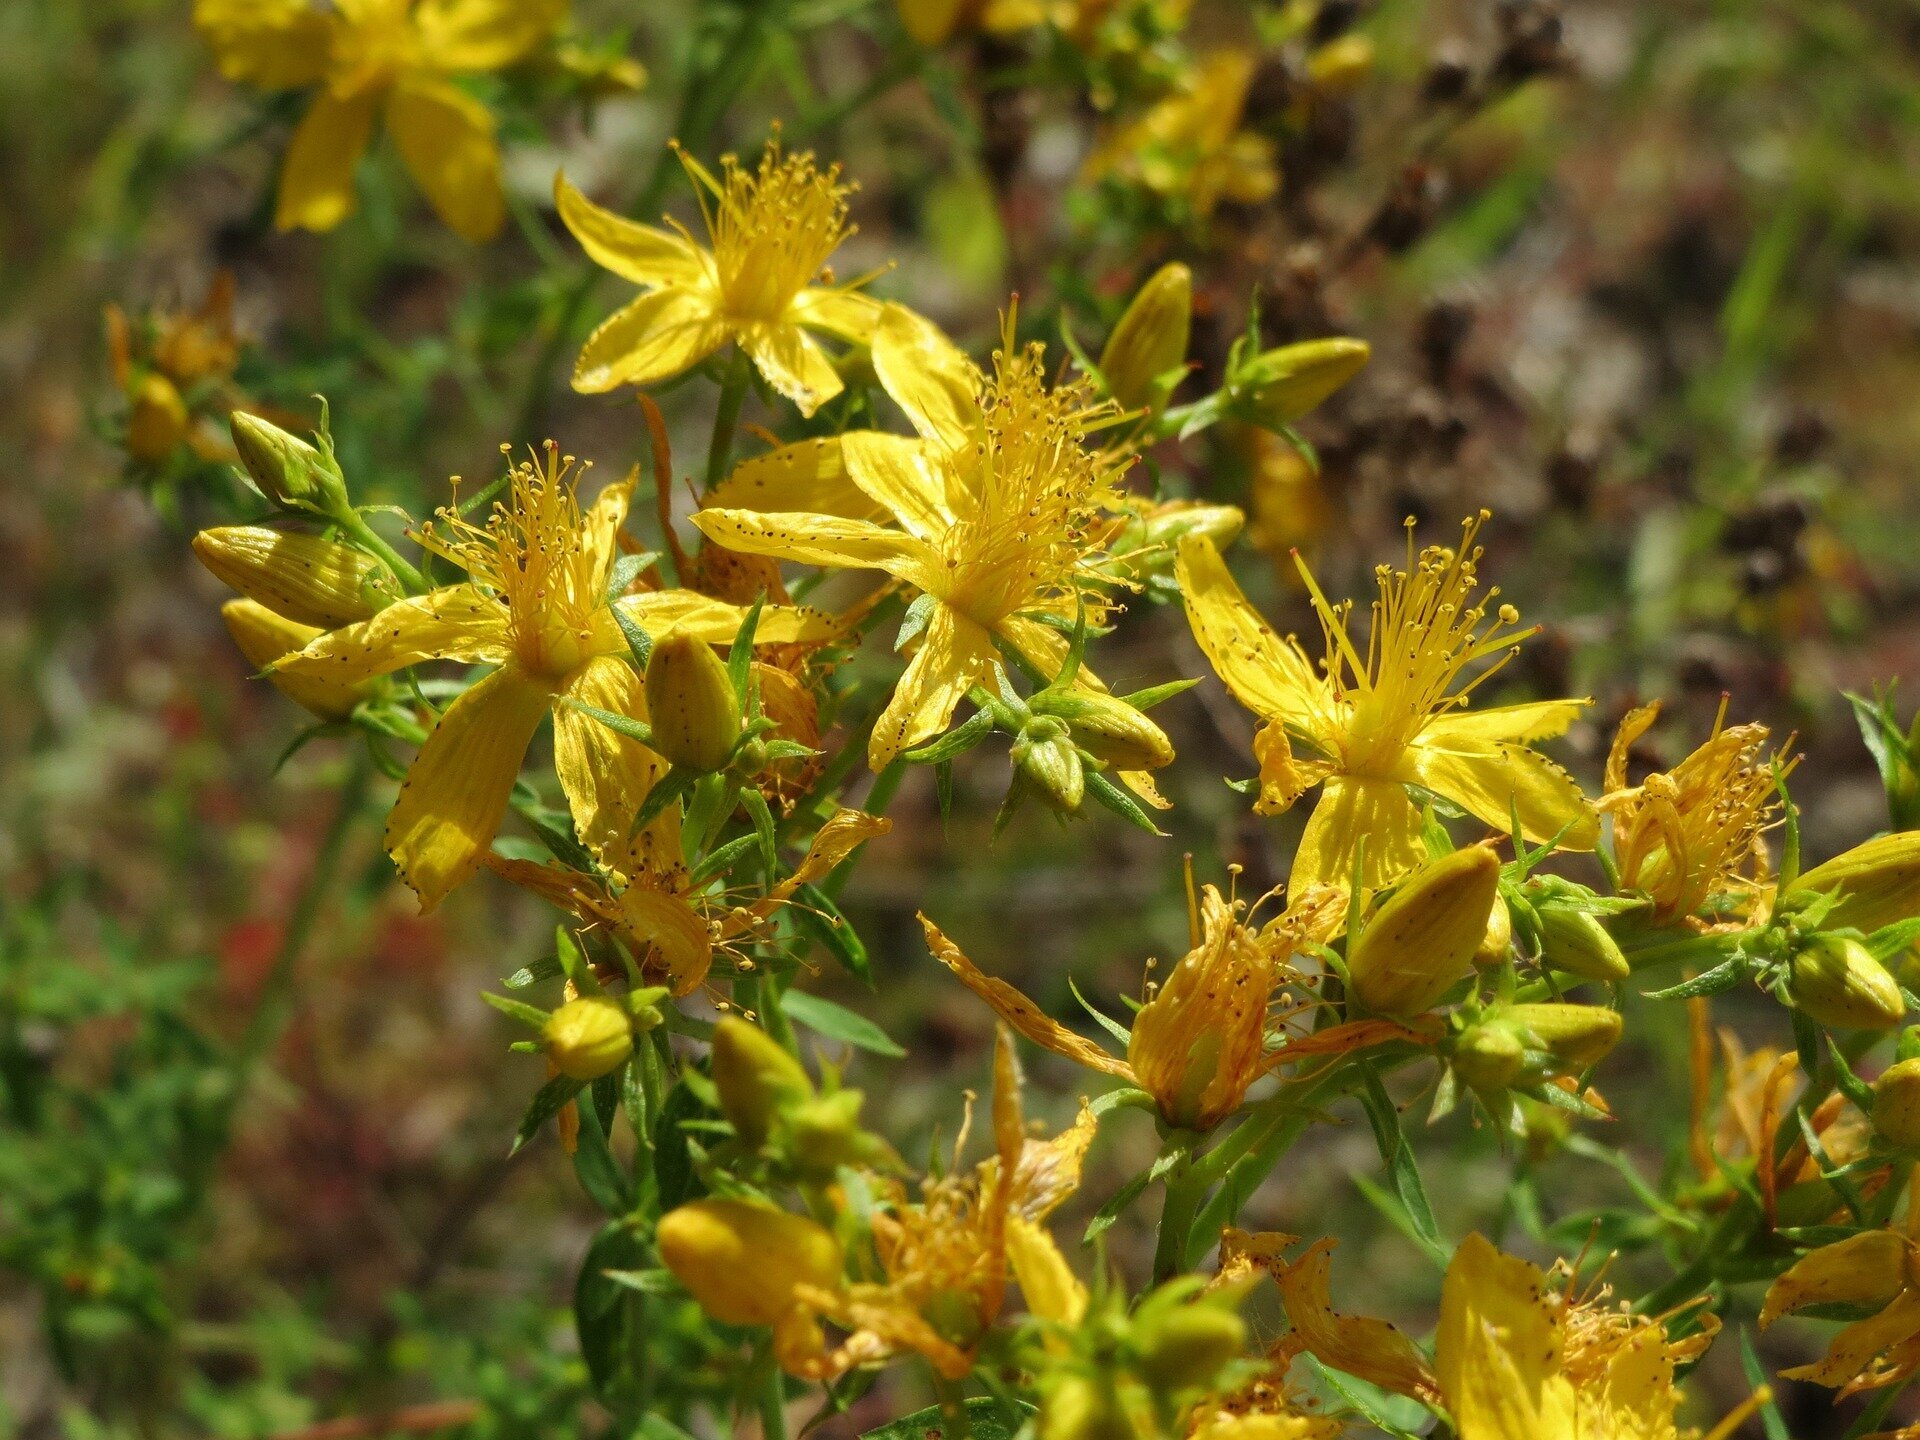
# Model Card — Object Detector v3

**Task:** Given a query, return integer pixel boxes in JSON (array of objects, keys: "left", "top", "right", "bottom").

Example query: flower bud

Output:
[
  {"left": 231, "top": 410, "right": 348, "bottom": 514},
  {"left": 126, "top": 374, "right": 189, "bottom": 461},
  {"left": 645, "top": 631, "right": 741, "bottom": 772},
  {"left": 1040, "top": 1377, "right": 1140, "bottom": 1440},
  {"left": 787, "top": 1090, "right": 874, "bottom": 1181},
  {"left": 656, "top": 1199, "right": 842, "bottom": 1327},
  {"left": 221, "top": 600, "right": 369, "bottom": 721},
  {"left": 1231, "top": 338, "right": 1371, "bottom": 427},
  {"left": 1873, "top": 1058, "right": 1920, "bottom": 1149},
  {"left": 1789, "top": 935, "right": 1906, "bottom": 1031},
  {"left": 1029, "top": 689, "right": 1174, "bottom": 771},
  {"left": 1535, "top": 905, "right": 1630, "bottom": 983},
  {"left": 1013, "top": 718, "right": 1085, "bottom": 814},
  {"left": 1132, "top": 1303, "right": 1246, "bottom": 1393},
  {"left": 1100, "top": 262, "right": 1193, "bottom": 412},
  {"left": 1110, "top": 501, "right": 1246, "bottom": 585},
  {"left": 1474, "top": 894, "right": 1513, "bottom": 968},
  {"left": 543, "top": 996, "right": 634, "bottom": 1080},
  {"left": 1451, "top": 1020, "right": 1525, "bottom": 1090},
  {"left": 1792, "top": 832, "right": 1920, "bottom": 935},
  {"left": 1308, "top": 34, "right": 1376, "bottom": 95},
  {"left": 194, "top": 525, "right": 396, "bottom": 628},
  {"left": 1347, "top": 847, "right": 1500, "bottom": 1017},
  {"left": 1504, "top": 1003, "right": 1623, "bottom": 1069},
  {"left": 711, "top": 1015, "right": 813, "bottom": 1150}
]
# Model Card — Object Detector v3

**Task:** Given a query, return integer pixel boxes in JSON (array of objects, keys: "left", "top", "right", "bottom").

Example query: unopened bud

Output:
[
  {"left": 1348, "top": 847, "right": 1500, "bottom": 1017},
  {"left": 221, "top": 600, "right": 369, "bottom": 720},
  {"left": 1133, "top": 1303, "right": 1246, "bottom": 1393},
  {"left": 645, "top": 631, "right": 741, "bottom": 772},
  {"left": 1504, "top": 1003, "right": 1623, "bottom": 1069},
  {"left": 1535, "top": 905, "right": 1630, "bottom": 983},
  {"left": 657, "top": 1199, "right": 842, "bottom": 1327},
  {"left": 787, "top": 1089, "right": 873, "bottom": 1180},
  {"left": 1452, "top": 1020, "right": 1525, "bottom": 1090},
  {"left": 1307, "top": 34, "right": 1375, "bottom": 95},
  {"left": 1112, "top": 500, "right": 1247, "bottom": 586},
  {"left": 1232, "top": 338, "right": 1371, "bottom": 426},
  {"left": 1792, "top": 832, "right": 1920, "bottom": 935},
  {"left": 711, "top": 1015, "right": 812, "bottom": 1150},
  {"left": 231, "top": 411, "right": 348, "bottom": 514},
  {"left": 896, "top": 0, "right": 967, "bottom": 46},
  {"left": 194, "top": 525, "right": 395, "bottom": 628},
  {"left": 543, "top": 996, "right": 634, "bottom": 1080},
  {"left": 1873, "top": 1058, "right": 1920, "bottom": 1149},
  {"left": 1013, "top": 718, "right": 1085, "bottom": 814},
  {"left": 1041, "top": 1377, "right": 1140, "bottom": 1440},
  {"left": 1474, "top": 894, "right": 1513, "bottom": 968},
  {"left": 1030, "top": 688, "right": 1174, "bottom": 771},
  {"left": 127, "top": 374, "right": 189, "bottom": 461},
  {"left": 1789, "top": 935, "right": 1906, "bottom": 1032},
  {"left": 1100, "top": 262, "right": 1193, "bottom": 412}
]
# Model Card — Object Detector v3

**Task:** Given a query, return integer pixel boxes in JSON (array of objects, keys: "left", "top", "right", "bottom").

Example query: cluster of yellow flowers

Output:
[{"left": 156, "top": 7, "right": 1920, "bottom": 1437}]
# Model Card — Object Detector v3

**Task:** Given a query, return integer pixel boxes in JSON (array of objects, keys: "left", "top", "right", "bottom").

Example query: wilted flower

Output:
[{"left": 1761, "top": 1206, "right": 1920, "bottom": 1399}]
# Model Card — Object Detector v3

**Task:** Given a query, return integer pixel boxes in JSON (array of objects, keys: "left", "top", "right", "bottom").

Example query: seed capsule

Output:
[
  {"left": 1792, "top": 832, "right": 1920, "bottom": 935},
  {"left": 1789, "top": 935, "right": 1906, "bottom": 1031},
  {"left": 195, "top": 525, "right": 394, "bottom": 628},
  {"left": 645, "top": 631, "right": 742, "bottom": 772},
  {"left": 1347, "top": 847, "right": 1500, "bottom": 1017},
  {"left": 1013, "top": 718, "right": 1086, "bottom": 814},
  {"left": 1099, "top": 262, "right": 1193, "bottom": 413},
  {"left": 543, "top": 996, "right": 635, "bottom": 1080},
  {"left": 656, "top": 1199, "right": 842, "bottom": 1327}
]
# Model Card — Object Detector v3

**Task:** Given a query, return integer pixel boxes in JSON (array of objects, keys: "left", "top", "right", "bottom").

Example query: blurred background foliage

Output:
[{"left": 4, "top": 0, "right": 1920, "bottom": 1435}]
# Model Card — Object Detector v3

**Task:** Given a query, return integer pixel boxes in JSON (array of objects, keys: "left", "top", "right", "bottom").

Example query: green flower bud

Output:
[
  {"left": 1504, "top": 1003, "right": 1623, "bottom": 1069},
  {"left": 787, "top": 1089, "right": 873, "bottom": 1181},
  {"left": 645, "top": 631, "right": 742, "bottom": 772},
  {"left": 1452, "top": 1019, "right": 1526, "bottom": 1090},
  {"left": 1872, "top": 1057, "right": 1920, "bottom": 1149},
  {"left": 1040, "top": 1377, "right": 1140, "bottom": 1440},
  {"left": 1013, "top": 717, "right": 1085, "bottom": 814},
  {"left": 1132, "top": 1303, "right": 1246, "bottom": 1393},
  {"left": 1792, "top": 832, "right": 1920, "bottom": 935},
  {"left": 1029, "top": 688, "right": 1175, "bottom": 771},
  {"left": 1790, "top": 935, "right": 1906, "bottom": 1031},
  {"left": 1099, "top": 262, "right": 1192, "bottom": 413},
  {"left": 543, "top": 997, "right": 634, "bottom": 1080},
  {"left": 657, "top": 1199, "right": 841, "bottom": 1327},
  {"left": 1535, "top": 905, "right": 1630, "bottom": 983},
  {"left": 1110, "top": 501, "right": 1246, "bottom": 585},
  {"left": 1348, "top": 847, "right": 1500, "bottom": 1017},
  {"left": 231, "top": 410, "right": 349, "bottom": 514},
  {"left": 711, "top": 1015, "right": 813, "bottom": 1150},
  {"left": 127, "top": 374, "right": 189, "bottom": 461},
  {"left": 1231, "top": 337, "right": 1371, "bottom": 427}
]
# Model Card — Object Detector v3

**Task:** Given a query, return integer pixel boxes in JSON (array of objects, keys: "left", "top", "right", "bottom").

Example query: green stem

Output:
[
  {"left": 930, "top": 1378, "right": 973, "bottom": 1440},
  {"left": 706, "top": 347, "right": 753, "bottom": 490},
  {"left": 758, "top": 1366, "right": 789, "bottom": 1440},
  {"left": 335, "top": 507, "right": 425, "bottom": 594},
  {"left": 1153, "top": 1151, "right": 1207, "bottom": 1283},
  {"left": 236, "top": 747, "right": 373, "bottom": 1075}
]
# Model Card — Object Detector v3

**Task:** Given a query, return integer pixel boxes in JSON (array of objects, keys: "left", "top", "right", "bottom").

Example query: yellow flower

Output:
[
  {"left": 194, "top": 0, "right": 563, "bottom": 241},
  {"left": 1600, "top": 700, "right": 1789, "bottom": 926},
  {"left": 1761, "top": 1204, "right": 1920, "bottom": 1399},
  {"left": 106, "top": 271, "right": 246, "bottom": 463},
  {"left": 272, "top": 443, "right": 833, "bottom": 910},
  {"left": 695, "top": 304, "right": 1133, "bottom": 768},
  {"left": 556, "top": 136, "right": 884, "bottom": 416},
  {"left": 485, "top": 809, "right": 890, "bottom": 995},
  {"left": 221, "top": 599, "right": 374, "bottom": 721},
  {"left": 1176, "top": 516, "right": 1597, "bottom": 889},
  {"left": 778, "top": 1029, "right": 1097, "bottom": 1379},
  {"left": 1084, "top": 52, "right": 1279, "bottom": 219},
  {"left": 1281, "top": 1232, "right": 1760, "bottom": 1440}
]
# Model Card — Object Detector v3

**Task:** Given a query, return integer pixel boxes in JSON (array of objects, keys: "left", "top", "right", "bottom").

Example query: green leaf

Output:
[
  {"left": 511, "top": 1072, "right": 586, "bottom": 1156},
  {"left": 503, "top": 952, "right": 565, "bottom": 990},
  {"left": 794, "top": 885, "right": 873, "bottom": 986},
  {"left": 628, "top": 764, "right": 697, "bottom": 839},
  {"left": 895, "top": 592, "right": 939, "bottom": 653},
  {"left": 1083, "top": 1169, "right": 1152, "bottom": 1245},
  {"left": 572, "top": 1080, "right": 635, "bottom": 1216},
  {"left": 1357, "top": 1067, "right": 1447, "bottom": 1264},
  {"left": 739, "top": 785, "right": 778, "bottom": 876},
  {"left": 860, "top": 1398, "right": 1031, "bottom": 1440},
  {"left": 780, "top": 990, "right": 906, "bottom": 1057},
  {"left": 726, "top": 593, "right": 765, "bottom": 701},
  {"left": 689, "top": 833, "right": 759, "bottom": 887},
  {"left": 1736, "top": 1327, "right": 1791, "bottom": 1440},
  {"left": 1641, "top": 953, "right": 1750, "bottom": 1001},
  {"left": 574, "top": 1219, "right": 648, "bottom": 1400},
  {"left": 561, "top": 696, "right": 654, "bottom": 748},
  {"left": 555, "top": 924, "right": 601, "bottom": 995},
  {"left": 903, "top": 706, "right": 998, "bottom": 765},
  {"left": 482, "top": 991, "right": 550, "bottom": 1031},
  {"left": 652, "top": 1077, "right": 710, "bottom": 1211},
  {"left": 606, "top": 551, "right": 660, "bottom": 599},
  {"left": 1085, "top": 769, "right": 1163, "bottom": 834},
  {"left": 1068, "top": 975, "right": 1132, "bottom": 1047},
  {"left": 613, "top": 602, "right": 655, "bottom": 670},
  {"left": 1115, "top": 679, "right": 1199, "bottom": 712}
]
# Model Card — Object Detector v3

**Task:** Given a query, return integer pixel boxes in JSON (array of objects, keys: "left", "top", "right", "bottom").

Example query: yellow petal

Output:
[
  {"left": 1604, "top": 701, "right": 1662, "bottom": 794},
  {"left": 1582, "top": 1324, "right": 1682, "bottom": 1440},
  {"left": 1292, "top": 775, "right": 1425, "bottom": 890},
  {"left": 706, "top": 438, "right": 888, "bottom": 523},
  {"left": 1781, "top": 1287, "right": 1920, "bottom": 1392},
  {"left": 222, "top": 600, "right": 369, "bottom": 721},
  {"left": 1761, "top": 1231, "right": 1913, "bottom": 1328},
  {"left": 791, "top": 286, "right": 884, "bottom": 343},
  {"left": 386, "top": 664, "right": 555, "bottom": 911},
  {"left": 1006, "top": 1217, "right": 1087, "bottom": 1326},
  {"left": 841, "top": 431, "right": 951, "bottom": 540},
  {"left": 275, "top": 89, "right": 380, "bottom": 234},
  {"left": 483, "top": 852, "right": 625, "bottom": 930},
  {"left": 386, "top": 78, "right": 504, "bottom": 242},
  {"left": 740, "top": 320, "right": 844, "bottom": 418},
  {"left": 573, "top": 289, "right": 727, "bottom": 393},
  {"left": 1435, "top": 1234, "right": 1578, "bottom": 1440},
  {"left": 616, "top": 588, "right": 841, "bottom": 646},
  {"left": 921, "top": 914, "right": 1134, "bottom": 1078},
  {"left": 784, "top": 809, "right": 893, "bottom": 891},
  {"left": 1422, "top": 699, "right": 1590, "bottom": 746},
  {"left": 274, "top": 584, "right": 512, "bottom": 684},
  {"left": 193, "top": 0, "right": 332, "bottom": 88},
  {"left": 552, "top": 654, "right": 672, "bottom": 877},
  {"left": 1176, "top": 534, "right": 1334, "bottom": 734},
  {"left": 870, "top": 302, "right": 982, "bottom": 451},
  {"left": 870, "top": 605, "right": 998, "bottom": 768},
  {"left": 413, "top": 0, "right": 563, "bottom": 71},
  {"left": 1274, "top": 1238, "right": 1440, "bottom": 1404},
  {"left": 581, "top": 471, "right": 637, "bottom": 589},
  {"left": 1398, "top": 735, "right": 1599, "bottom": 851},
  {"left": 689, "top": 508, "right": 940, "bottom": 592},
  {"left": 553, "top": 173, "right": 711, "bottom": 289}
]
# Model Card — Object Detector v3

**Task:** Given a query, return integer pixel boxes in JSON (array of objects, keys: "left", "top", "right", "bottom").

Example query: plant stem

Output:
[
  {"left": 757, "top": 1367, "right": 789, "bottom": 1440},
  {"left": 335, "top": 507, "right": 426, "bottom": 594},
  {"left": 1153, "top": 1153, "right": 1206, "bottom": 1282},
  {"left": 706, "top": 347, "right": 752, "bottom": 490}
]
